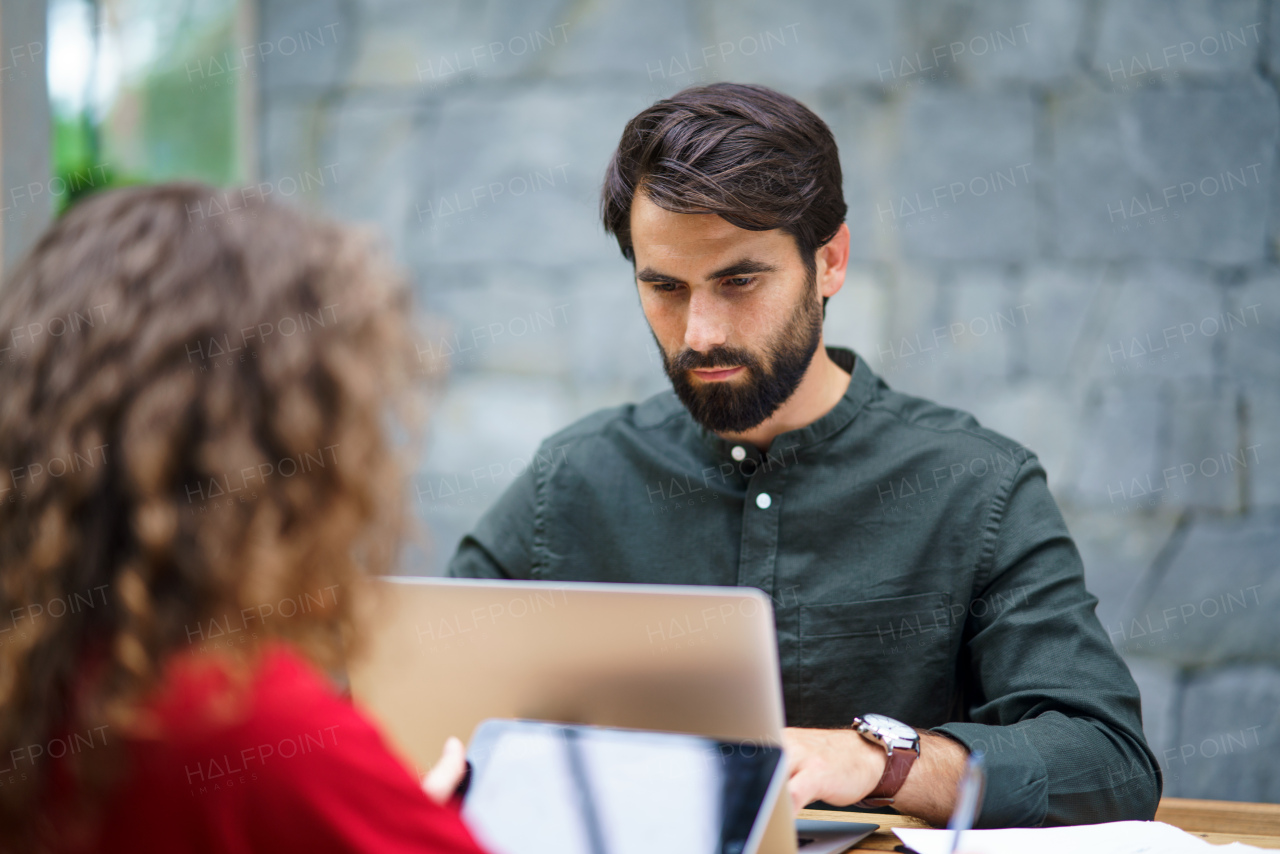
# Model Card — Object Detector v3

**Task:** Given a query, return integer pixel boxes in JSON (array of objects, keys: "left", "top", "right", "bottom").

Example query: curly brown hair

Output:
[{"left": 0, "top": 183, "right": 423, "bottom": 841}]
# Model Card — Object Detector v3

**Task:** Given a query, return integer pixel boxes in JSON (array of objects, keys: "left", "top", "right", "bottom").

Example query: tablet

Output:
[{"left": 462, "top": 719, "right": 786, "bottom": 854}]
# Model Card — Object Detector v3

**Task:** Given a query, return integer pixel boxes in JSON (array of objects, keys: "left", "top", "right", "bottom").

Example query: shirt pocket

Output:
[{"left": 797, "top": 592, "right": 955, "bottom": 729}]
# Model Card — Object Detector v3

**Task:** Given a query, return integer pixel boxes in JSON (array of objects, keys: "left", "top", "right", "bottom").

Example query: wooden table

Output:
[
  {"left": 1155, "top": 798, "right": 1280, "bottom": 849},
  {"left": 799, "top": 797, "right": 1280, "bottom": 851}
]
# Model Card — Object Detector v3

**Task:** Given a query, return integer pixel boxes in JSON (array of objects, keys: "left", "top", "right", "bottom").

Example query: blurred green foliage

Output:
[
  {"left": 50, "top": 0, "right": 242, "bottom": 215},
  {"left": 52, "top": 112, "right": 129, "bottom": 214}
]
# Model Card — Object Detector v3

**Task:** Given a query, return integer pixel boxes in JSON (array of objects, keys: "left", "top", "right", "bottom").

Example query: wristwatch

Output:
[{"left": 851, "top": 714, "right": 920, "bottom": 808}]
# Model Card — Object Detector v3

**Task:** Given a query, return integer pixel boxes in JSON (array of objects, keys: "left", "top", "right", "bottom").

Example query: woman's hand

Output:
[{"left": 422, "top": 736, "right": 468, "bottom": 805}]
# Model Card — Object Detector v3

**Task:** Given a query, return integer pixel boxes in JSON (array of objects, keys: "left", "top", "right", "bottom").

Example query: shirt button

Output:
[
  {"left": 731, "top": 445, "right": 746, "bottom": 461},
  {"left": 756, "top": 492, "right": 772, "bottom": 509}
]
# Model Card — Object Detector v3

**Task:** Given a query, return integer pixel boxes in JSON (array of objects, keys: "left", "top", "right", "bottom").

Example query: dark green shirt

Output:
[{"left": 447, "top": 347, "right": 1161, "bottom": 827}]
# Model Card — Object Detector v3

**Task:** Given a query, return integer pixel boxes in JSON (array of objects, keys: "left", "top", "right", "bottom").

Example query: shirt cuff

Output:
[{"left": 931, "top": 722, "right": 1048, "bottom": 828}]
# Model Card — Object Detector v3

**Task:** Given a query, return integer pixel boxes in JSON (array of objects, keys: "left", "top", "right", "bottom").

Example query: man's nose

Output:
[{"left": 683, "top": 292, "right": 731, "bottom": 353}]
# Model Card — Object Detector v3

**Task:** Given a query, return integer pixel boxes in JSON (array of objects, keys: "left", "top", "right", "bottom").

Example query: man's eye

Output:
[
  {"left": 651, "top": 282, "right": 680, "bottom": 293},
  {"left": 724, "top": 276, "right": 755, "bottom": 288}
]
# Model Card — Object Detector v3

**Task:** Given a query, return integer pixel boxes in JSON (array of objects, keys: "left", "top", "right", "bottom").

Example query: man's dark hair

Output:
[{"left": 601, "top": 82, "right": 848, "bottom": 277}]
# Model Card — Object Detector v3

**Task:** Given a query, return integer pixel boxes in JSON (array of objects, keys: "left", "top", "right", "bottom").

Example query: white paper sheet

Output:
[{"left": 894, "top": 820, "right": 1269, "bottom": 854}]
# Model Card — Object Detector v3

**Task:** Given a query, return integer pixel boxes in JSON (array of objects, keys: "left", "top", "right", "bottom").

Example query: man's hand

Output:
[
  {"left": 782, "top": 727, "right": 969, "bottom": 825},
  {"left": 781, "top": 726, "right": 887, "bottom": 813}
]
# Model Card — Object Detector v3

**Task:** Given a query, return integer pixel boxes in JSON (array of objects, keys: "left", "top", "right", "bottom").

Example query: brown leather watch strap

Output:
[{"left": 856, "top": 744, "right": 918, "bottom": 808}]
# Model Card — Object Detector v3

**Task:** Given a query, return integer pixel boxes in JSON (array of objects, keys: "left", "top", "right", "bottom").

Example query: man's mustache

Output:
[{"left": 668, "top": 347, "right": 761, "bottom": 372}]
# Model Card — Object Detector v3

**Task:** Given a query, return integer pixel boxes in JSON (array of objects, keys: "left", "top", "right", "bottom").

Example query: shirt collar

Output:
[{"left": 697, "top": 346, "right": 877, "bottom": 459}]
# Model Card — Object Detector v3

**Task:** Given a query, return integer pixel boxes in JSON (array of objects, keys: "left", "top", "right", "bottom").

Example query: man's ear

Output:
[{"left": 816, "top": 223, "right": 850, "bottom": 301}]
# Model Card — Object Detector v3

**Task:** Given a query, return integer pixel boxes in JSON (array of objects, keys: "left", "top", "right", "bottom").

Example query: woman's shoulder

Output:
[
  {"left": 102, "top": 644, "right": 487, "bottom": 853},
  {"left": 141, "top": 643, "right": 378, "bottom": 758}
]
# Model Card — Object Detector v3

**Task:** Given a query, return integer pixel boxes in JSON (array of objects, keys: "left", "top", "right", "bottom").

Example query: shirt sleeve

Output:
[
  {"left": 932, "top": 455, "right": 1162, "bottom": 828},
  {"left": 446, "top": 460, "right": 538, "bottom": 580}
]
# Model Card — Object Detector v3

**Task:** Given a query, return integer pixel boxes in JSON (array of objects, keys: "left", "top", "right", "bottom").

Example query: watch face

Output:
[{"left": 861, "top": 714, "right": 918, "bottom": 745}]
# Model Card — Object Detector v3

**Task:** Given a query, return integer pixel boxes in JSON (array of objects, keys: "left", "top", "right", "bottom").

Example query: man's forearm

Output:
[{"left": 894, "top": 731, "right": 968, "bottom": 826}]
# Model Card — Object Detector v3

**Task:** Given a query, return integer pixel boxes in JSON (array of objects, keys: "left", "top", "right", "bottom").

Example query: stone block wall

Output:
[{"left": 255, "top": 0, "right": 1280, "bottom": 802}]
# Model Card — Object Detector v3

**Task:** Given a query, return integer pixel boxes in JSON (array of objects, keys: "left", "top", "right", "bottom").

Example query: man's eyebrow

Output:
[
  {"left": 707, "top": 259, "right": 777, "bottom": 280},
  {"left": 636, "top": 266, "right": 682, "bottom": 284},
  {"left": 635, "top": 258, "right": 778, "bottom": 284}
]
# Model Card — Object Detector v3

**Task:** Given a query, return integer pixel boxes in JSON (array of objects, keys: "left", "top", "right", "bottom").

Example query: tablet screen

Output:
[{"left": 462, "top": 720, "right": 784, "bottom": 854}]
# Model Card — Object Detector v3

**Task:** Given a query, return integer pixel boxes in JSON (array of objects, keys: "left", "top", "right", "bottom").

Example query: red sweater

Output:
[{"left": 46, "top": 646, "right": 488, "bottom": 854}]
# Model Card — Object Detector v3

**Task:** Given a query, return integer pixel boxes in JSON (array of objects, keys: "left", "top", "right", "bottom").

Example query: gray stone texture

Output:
[
  {"left": 1, "top": 0, "right": 52, "bottom": 272},
  {"left": 1017, "top": 264, "right": 1107, "bottom": 380},
  {"left": 259, "top": 98, "right": 329, "bottom": 192},
  {"left": 1049, "top": 82, "right": 1278, "bottom": 263},
  {"left": 320, "top": 97, "right": 430, "bottom": 261},
  {"left": 257, "top": 0, "right": 349, "bottom": 95},
  {"left": 1067, "top": 508, "right": 1181, "bottom": 637},
  {"left": 704, "top": 0, "right": 906, "bottom": 90},
  {"left": 963, "top": 381, "right": 1080, "bottom": 489},
  {"left": 1064, "top": 379, "right": 1163, "bottom": 509},
  {"left": 821, "top": 94, "right": 890, "bottom": 262},
  {"left": 419, "top": 271, "right": 576, "bottom": 378},
  {"left": 1272, "top": 145, "right": 1280, "bottom": 259},
  {"left": 900, "top": 0, "right": 1085, "bottom": 86},
  {"left": 417, "top": 373, "right": 582, "bottom": 569},
  {"left": 410, "top": 85, "right": 650, "bottom": 267},
  {"left": 938, "top": 266, "right": 1020, "bottom": 384},
  {"left": 867, "top": 263, "right": 947, "bottom": 398},
  {"left": 893, "top": 91, "right": 1038, "bottom": 261},
  {"left": 1223, "top": 270, "right": 1280, "bottom": 381},
  {"left": 255, "top": 0, "right": 1280, "bottom": 802},
  {"left": 1086, "top": 264, "right": 1222, "bottom": 382},
  {"left": 347, "top": 0, "right": 568, "bottom": 88},
  {"left": 1092, "top": 0, "right": 1264, "bottom": 79},
  {"left": 822, "top": 266, "right": 890, "bottom": 367},
  {"left": 1244, "top": 381, "right": 1280, "bottom": 509},
  {"left": 1272, "top": 0, "right": 1280, "bottom": 78},
  {"left": 877, "top": 265, "right": 1020, "bottom": 405},
  {"left": 1124, "top": 656, "right": 1182, "bottom": 773},
  {"left": 549, "top": 0, "right": 700, "bottom": 80},
  {"left": 1166, "top": 664, "right": 1280, "bottom": 800},
  {"left": 1163, "top": 380, "right": 1244, "bottom": 511},
  {"left": 1119, "top": 511, "right": 1279, "bottom": 666}
]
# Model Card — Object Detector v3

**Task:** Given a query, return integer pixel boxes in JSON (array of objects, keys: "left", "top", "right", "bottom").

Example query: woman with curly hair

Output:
[{"left": 0, "top": 184, "right": 485, "bottom": 852}]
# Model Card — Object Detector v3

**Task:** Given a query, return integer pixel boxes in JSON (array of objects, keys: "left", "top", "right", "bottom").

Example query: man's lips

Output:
[{"left": 690, "top": 366, "right": 744, "bottom": 382}]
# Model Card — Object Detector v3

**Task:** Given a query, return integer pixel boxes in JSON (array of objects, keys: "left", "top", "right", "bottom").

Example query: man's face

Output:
[{"left": 629, "top": 193, "right": 824, "bottom": 434}]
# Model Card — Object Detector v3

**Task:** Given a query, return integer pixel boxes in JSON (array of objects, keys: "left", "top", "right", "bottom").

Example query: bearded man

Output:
[{"left": 448, "top": 82, "right": 1161, "bottom": 829}]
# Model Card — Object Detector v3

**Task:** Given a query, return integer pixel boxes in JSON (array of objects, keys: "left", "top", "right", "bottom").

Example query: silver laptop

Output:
[{"left": 347, "top": 577, "right": 877, "bottom": 854}]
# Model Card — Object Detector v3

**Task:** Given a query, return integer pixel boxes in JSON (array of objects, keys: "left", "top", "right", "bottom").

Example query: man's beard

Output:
[{"left": 656, "top": 275, "right": 824, "bottom": 434}]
